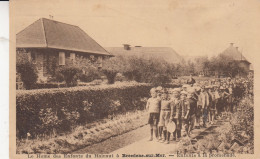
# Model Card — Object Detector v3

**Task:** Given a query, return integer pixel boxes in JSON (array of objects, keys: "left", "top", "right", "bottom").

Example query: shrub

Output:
[
  {"left": 16, "top": 83, "right": 152, "bottom": 139},
  {"left": 79, "top": 66, "right": 101, "bottom": 83},
  {"left": 101, "top": 56, "right": 125, "bottom": 84},
  {"left": 16, "top": 50, "right": 38, "bottom": 89},
  {"left": 56, "top": 65, "right": 81, "bottom": 86},
  {"left": 102, "top": 55, "right": 175, "bottom": 85}
]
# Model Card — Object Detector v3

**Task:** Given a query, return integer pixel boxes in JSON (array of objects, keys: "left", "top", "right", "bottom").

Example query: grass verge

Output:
[{"left": 17, "top": 110, "right": 148, "bottom": 154}]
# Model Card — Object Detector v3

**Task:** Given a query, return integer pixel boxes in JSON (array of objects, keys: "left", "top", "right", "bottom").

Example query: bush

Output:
[
  {"left": 79, "top": 66, "right": 101, "bottom": 83},
  {"left": 16, "top": 51, "right": 38, "bottom": 89},
  {"left": 56, "top": 65, "right": 81, "bottom": 86},
  {"left": 102, "top": 55, "right": 175, "bottom": 85},
  {"left": 16, "top": 83, "right": 152, "bottom": 139},
  {"left": 101, "top": 57, "right": 123, "bottom": 84}
]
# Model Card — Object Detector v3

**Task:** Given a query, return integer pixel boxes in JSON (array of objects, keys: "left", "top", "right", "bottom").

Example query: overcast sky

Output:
[{"left": 11, "top": 0, "right": 260, "bottom": 65}]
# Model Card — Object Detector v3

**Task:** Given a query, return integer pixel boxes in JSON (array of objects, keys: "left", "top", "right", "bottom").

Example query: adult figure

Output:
[{"left": 187, "top": 74, "right": 196, "bottom": 85}]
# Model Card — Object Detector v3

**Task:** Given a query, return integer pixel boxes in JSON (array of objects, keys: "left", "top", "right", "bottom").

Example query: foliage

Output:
[
  {"left": 102, "top": 57, "right": 123, "bottom": 84},
  {"left": 102, "top": 55, "right": 175, "bottom": 85},
  {"left": 17, "top": 110, "right": 148, "bottom": 154},
  {"left": 210, "top": 54, "right": 248, "bottom": 77},
  {"left": 56, "top": 65, "right": 81, "bottom": 86},
  {"left": 16, "top": 50, "right": 38, "bottom": 89},
  {"left": 176, "top": 95, "right": 254, "bottom": 154},
  {"left": 79, "top": 66, "right": 102, "bottom": 83},
  {"left": 16, "top": 83, "right": 151, "bottom": 139},
  {"left": 182, "top": 54, "right": 248, "bottom": 77}
]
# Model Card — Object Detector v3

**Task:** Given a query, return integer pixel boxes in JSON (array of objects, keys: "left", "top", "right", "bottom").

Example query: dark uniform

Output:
[
  {"left": 170, "top": 98, "right": 182, "bottom": 140},
  {"left": 187, "top": 96, "right": 197, "bottom": 135}
]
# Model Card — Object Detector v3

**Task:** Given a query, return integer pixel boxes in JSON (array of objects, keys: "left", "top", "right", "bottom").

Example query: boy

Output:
[
  {"left": 208, "top": 86, "right": 216, "bottom": 124},
  {"left": 186, "top": 88, "right": 197, "bottom": 136},
  {"left": 158, "top": 89, "right": 171, "bottom": 144},
  {"left": 146, "top": 88, "right": 161, "bottom": 141},
  {"left": 198, "top": 85, "right": 209, "bottom": 128},
  {"left": 170, "top": 88, "right": 181, "bottom": 142},
  {"left": 180, "top": 91, "right": 190, "bottom": 137}
]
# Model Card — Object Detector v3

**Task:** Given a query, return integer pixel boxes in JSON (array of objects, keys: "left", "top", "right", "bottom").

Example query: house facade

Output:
[{"left": 16, "top": 18, "right": 112, "bottom": 82}]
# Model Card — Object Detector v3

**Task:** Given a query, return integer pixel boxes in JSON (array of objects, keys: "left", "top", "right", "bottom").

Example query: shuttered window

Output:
[
  {"left": 59, "top": 52, "right": 65, "bottom": 65},
  {"left": 70, "top": 53, "right": 75, "bottom": 64}
]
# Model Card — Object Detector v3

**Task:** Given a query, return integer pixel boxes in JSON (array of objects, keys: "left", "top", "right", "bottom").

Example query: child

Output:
[
  {"left": 158, "top": 89, "right": 171, "bottom": 144},
  {"left": 180, "top": 91, "right": 189, "bottom": 136},
  {"left": 146, "top": 88, "right": 161, "bottom": 141},
  {"left": 186, "top": 88, "right": 197, "bottom": 136},
  {"left": 170, "top": 88, "right": 181, "bottom": 141},
  {"left": 208, "top": 86, "right": 216, "bottom": 124},
  {"left": 198, "top": 86, "right": 209, "bottom": 128}
]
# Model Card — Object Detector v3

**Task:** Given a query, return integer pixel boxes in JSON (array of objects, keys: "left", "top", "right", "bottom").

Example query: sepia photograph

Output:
[{"left": 10, "top": 0, "right": 260, "bottom": 158}]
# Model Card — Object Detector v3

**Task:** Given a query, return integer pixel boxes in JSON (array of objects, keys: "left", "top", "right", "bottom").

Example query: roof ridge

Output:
[
  {"left": 41, "top": 18, "right": 79, "bottom": 28},
  {"left": 77, "top": 26, "right": 111, "bottom": 55},
  {"left": 41, "top": 18, "right": 48, "bottom": 47},
  {"left": 16, "top": 18, "right": 42, "bottom": 35}
]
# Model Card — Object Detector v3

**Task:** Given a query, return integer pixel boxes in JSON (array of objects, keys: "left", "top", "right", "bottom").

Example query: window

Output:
[
  {"left": 31, "top": 52, "right": 37, "bottom": 64},
  {"left": 97, "top": 56, "right": 102, "bottom": 63},
  {"left": 70, "top": 53, "right": 75, "bottom": 64},
  {"left": 27, "top": 52, "right": 32, "bottom": 61},
  {"left": 59, "top": 52, "right": 65, "bottom": 65}
]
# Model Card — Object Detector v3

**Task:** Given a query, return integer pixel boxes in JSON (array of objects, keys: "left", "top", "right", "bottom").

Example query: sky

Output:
[{"left": 10, "top": 0, "right": 260, "bottom": 65}]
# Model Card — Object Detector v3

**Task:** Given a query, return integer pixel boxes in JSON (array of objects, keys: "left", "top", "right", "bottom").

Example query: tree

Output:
[
  {"left": 209, "top": 54, "right": 247, "bottom": 77},
  {"left": 102, "top": 56, "right": 123, "bottom": 84}
]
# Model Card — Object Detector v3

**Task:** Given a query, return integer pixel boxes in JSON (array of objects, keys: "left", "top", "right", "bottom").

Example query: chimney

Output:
[
  {"left": 230, "top": 43, "right": 234, "bottom": 47},
  {"left": 123, "top": 44, "right": 131, "bottom": 50}
]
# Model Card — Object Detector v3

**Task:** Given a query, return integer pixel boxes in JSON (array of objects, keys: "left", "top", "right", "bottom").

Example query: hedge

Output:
[{"left": 16, "top": 83, "right": 152, "bottom": 139}]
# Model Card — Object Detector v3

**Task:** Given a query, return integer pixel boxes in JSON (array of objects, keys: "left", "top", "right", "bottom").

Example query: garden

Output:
[{"left": 16, "top": 50, "right": 253, "bottom": 154}]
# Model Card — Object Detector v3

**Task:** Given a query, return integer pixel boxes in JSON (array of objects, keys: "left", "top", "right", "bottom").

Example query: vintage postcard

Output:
[{"left": 10, "top": 0, "right": 260, "bottom": 159}]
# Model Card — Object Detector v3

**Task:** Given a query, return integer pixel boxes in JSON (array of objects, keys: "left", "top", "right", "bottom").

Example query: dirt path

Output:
[
  {"left": 73, "top": 125, "right": 150, "bottom": 154},
  {"left": 73, "top": 120, "right": 225, "bottom": 154}
]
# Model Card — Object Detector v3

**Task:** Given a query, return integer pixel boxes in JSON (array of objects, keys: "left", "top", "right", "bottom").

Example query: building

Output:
[
  {"left": 221, "top": 43, "right": 251, "bottom": 71},
  {"left": 16, "top": 18, "right": 112, "bottom": 81},
  {"left": 106, "top": 44, "right": 183, "bottom": 64},
  {"left": 220, "top": 43, "right": 251, "bottom": 77}
]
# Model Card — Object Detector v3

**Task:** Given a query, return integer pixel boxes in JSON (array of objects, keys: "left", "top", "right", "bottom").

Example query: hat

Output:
[
  {"left": 168, "top": 88, "right": 174, "bottom": 93},
  {"left": 171, "top": 88, "right": 179, "bottom": 94},
  {"left": 156, "top": 86, "right": 163, "bottom": 91},
  {"left": 205, "top": 86, "right": 211, "bottom": 89},
  {"left": 161, "top": 88, "right": 168, "bottom": 94},
  {"left": 180, "top": 91, "right": 187, "bottom": 95},
  {"left": 187, "top": 87, "right": 195, "bottom": 93},
  {"left": 193, "top": 83, "right": 198, "bottom": 86},
  {"left": 182, "top": 84, "right": 190, "bottom": 88},
  {"left": 150, "top": 88, "right": 157, "bottom": 93},
  {"left": 175, "top": 88, "right": 182, "bottom": 92},
  {"left": 194, "top": 86, "right": 201, "bottom": 91}
]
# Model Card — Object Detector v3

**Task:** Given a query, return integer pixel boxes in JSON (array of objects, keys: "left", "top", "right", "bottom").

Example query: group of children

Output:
[{"left": 146, "top": 77, "right": 248, "bottom": 144}]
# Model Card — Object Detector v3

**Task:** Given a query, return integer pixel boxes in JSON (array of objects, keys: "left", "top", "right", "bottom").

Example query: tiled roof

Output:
[
  {"left": 16, "top": 18, "right": 111, "bottom": 56},
  {"left": 221, "top": 44, "right": 250, "bottom": 64},
  {"left": 105, "top": 47, "right": 183, "bottom": 64}
]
